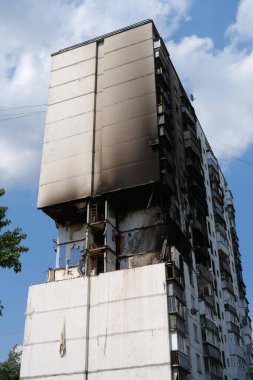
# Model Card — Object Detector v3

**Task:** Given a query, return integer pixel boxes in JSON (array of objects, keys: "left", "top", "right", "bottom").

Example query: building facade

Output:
[{"left": 21, "top": 20, "right": 252, "bottom": 380}]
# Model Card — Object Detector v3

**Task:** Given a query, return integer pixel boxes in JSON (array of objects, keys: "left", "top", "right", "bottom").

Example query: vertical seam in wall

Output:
[
  {"left": 84, "top": 276, "right": 91, "bottom": 380},
  {"left": 91, "top": 42, "right": 99, "bottom": 196}
]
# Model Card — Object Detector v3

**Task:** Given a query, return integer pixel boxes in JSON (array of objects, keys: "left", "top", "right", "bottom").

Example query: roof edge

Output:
[{"left": 52, "top": 19, "right": 154, "bottom": 56}]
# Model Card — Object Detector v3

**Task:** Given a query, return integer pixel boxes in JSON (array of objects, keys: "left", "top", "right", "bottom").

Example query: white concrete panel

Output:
[
  {"left": 51, "top": 59, "right": 96, "bottom": 87},
  {"left": 39, "top": 153, "right": 92, "bottom": 185},
  {"left": 48, "top": 75, "right": 95, "bottom": 105},
  {"left": 102, "top": 113, "right": 157, "bottom": 148},
  {"left": 104, "top": 38, "right": 153, "bottom": 71},
  {"left": 21, "top": 340, "right": 86, "bottom": 378},
  {"left": 88, "top": 264, "right": 171, "bottom": 376},
  {"left": 21, "top": 277, "right": 89, "bottom": 378},
  {"left": 52, "top": 43, "right": 96, "bottom": 70},
  {"left": 26, "top": 277, "right": 88, "bottom": 312},
  {"left": 101, "top": 136, "right": 156, "bottom": 170},
  {"left": 103, "top": 56, "right": 154, "bottom": 89},
  {"left": 96, "top": 92, "right": 103, "bottom": 112},
  {"left": 42, "top": 132, "right": 93, "bottom": 163},
  {"left": 46, "top": 93, "right": 94, "bottom": 124},
  {"left": 88, "top": 365, "right": 171, "bottom": 380},
  {"left": 38, "top": 175, "right": 92, "bottom": 207},
  {"left": 104, "top": 23, "right": 153, "bottom": 53},
  {"left": 58, "top": 223, "right": 87, "bottom": 244},
  {"left": 44, "top": 112, "right": 94, "bottom": 142},
  {"left": 96, "top": 74, "right": 104, "bottom": 92},
  {"left": 102, "top": 92, "right": 156, "bottom": 127},
  {"left": 21, "top": 265, "right": 172, "bottom": 379},
  {"left": 103, "top": 74, "right": 155, "bottom": 107}
]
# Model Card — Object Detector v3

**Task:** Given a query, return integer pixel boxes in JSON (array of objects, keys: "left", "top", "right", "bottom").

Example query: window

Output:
[
  {"left": 196, "top": 353, "right": 202, "bottom": 373},
  {"left": 194, "top": 323, "right": 198, "bottom": 342}
]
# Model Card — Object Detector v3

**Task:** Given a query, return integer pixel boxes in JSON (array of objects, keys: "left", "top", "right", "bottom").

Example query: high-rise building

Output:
[{"left": 20, "top": 20, "right": 253, "bottom": 380}]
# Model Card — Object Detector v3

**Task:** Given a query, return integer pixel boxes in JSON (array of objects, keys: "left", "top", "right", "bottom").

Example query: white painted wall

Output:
[{"left": 20, "top": 264, "right": 172, "bottom": 380}]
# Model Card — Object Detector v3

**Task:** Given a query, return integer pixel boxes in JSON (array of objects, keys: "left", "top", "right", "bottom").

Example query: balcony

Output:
[
  {"left": 196, "top": 264, "right": 213, "bottom": 283},
  {"left": 222, "top": 279, "right": 234, "bottom": 294},
  {"left": 181, "top": 105, "right": 196, "bottom": 125},
  {"left": 207, "top": 155, "right": 219, "bottom": 172},
  {"left": 158, "top": 112, "right": 170, "bottom": 127},
  {"left": 171, "top": 350, "right": 190, "bottom": 372},
  {"left": 169, "top": 315, "right": 187, "bottom": 335},
  {"left": 167, "top": 282, "right": 186, "bottom": 304},
  {"left": 220, "top": 260, "right": 231, "bottom": 276},
  {"left": 203, "top": 342, "right": 221, "bottom": 362},
  {"left": 158, "top": 88, "right": 171, "bottom": 109},
  {"left": 195, "top": 246, "right": 210, "bottom": 264},
  {"left": 217, "top": 240, "right": 229, "bottom": 258},
  {"left": 201, "top": 315, "right": 219, "bottom": 335},
  {"left": 230, "top": 344, "right": 245, "bottom": 359},
  {"left": 225, "top": 190, "right": 233, "bottom": 206},
  {"left": 157, "top": 102, "right": 170, "bottom": 117},
  {"left": 168, "top": 296, "right": 186, "bottom": 319},
  {"left": 161, "top": 169, "right": 176, "bottom": 193},
  {"left": 225, "top": 303, "right": 237, "bottom": 317},
  {"left": 213, "top": 204, "right": 224, "bottom": 220},
  {"left": 205, "top": 373, "right": 223, "bottom": 380},
  {"left": 154, "top": 46, "right": 168, "bottom": 71},
  {"left": 159, "top": 125, "right": 173, "bottom": 148},
  {"left": 246, "top": 344, "right": 253, "bottom": 355},
  {"left": 227, "top": 321, "right": 240, "bottom": 336},
  {"left": 184, "top": 130, "right": 201, "bottom": 157},
  {"left": 156, "top": 66, "right": 170, "bottom": 90},
  {"left": 199, "top": 293, "right": 215, "bottom": 309}
]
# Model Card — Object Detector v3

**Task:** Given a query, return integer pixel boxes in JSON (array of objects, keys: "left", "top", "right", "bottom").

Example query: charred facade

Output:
[{"left": 26, "top": 20, "right": 253, "bottom": 380}]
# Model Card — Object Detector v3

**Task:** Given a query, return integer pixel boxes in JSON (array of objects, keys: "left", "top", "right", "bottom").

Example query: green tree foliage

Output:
[
  {"left": 0, "top": 188, "right": 28, "bottom": 315},
  {"left": 0, "top": 346, "right": 21, "bottom": 380}
]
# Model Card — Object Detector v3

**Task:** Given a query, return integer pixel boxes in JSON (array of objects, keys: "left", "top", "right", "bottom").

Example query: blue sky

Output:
[{"left": 0, "top": 0, "right": 253, "bottom": 361}]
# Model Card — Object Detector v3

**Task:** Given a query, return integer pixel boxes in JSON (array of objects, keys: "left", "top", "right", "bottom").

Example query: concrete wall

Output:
[
  {"left": 20, "top": 264, "right": 172, "bottom": 380},
  {"left": 38, "top": 21, "right": 159, "bottom": 209}
]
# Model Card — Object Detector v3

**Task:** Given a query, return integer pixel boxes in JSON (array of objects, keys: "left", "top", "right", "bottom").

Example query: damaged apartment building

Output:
[{"left": 20, "top": 20, "right": 253, "bottom": 380}]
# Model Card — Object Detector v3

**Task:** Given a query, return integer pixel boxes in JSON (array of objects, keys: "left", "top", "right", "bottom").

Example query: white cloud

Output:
[
  {"left": 0, "top": 0, "right": 192, "bottom": 189},
  {"left": 166, "top": 1, "right": 253, "bottom": 164},
  {"left": 67, "top": 0, "right": 192, "bottom": 41},
  {"left": 227, "top": 0, "right": 253, "bottom": 45}
]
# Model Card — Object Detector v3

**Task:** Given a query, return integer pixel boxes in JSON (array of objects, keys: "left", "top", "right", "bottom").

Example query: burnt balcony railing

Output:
[
  {"left": 156, "top": 66, "right": 170, "bottom": 90},
  {"left": 157, "top": 102, "right": 170, "bottom": 117},
  {"left": 158, "top": 112, "right": 170, "bottom": 127},
  {"left": 154, "top": 46, "right": 169, "bottom": 76},
  {"left": 184, "top": 130, "right": 201, "bottom": 157},
  {"left": 159, "top": 125, "right": 173, "bottom": 148},
  {"left": 196, "top": 264, "right": 213, "bottom": 284},
  {"left": 171, "top": 350, "right": 190, "bottom": 371},
  {"left": 181, "top": 105, "right": 196, "bottom": 125},
  {"left": 161, "top": 169, "right": 176, "bottom": 193}
]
